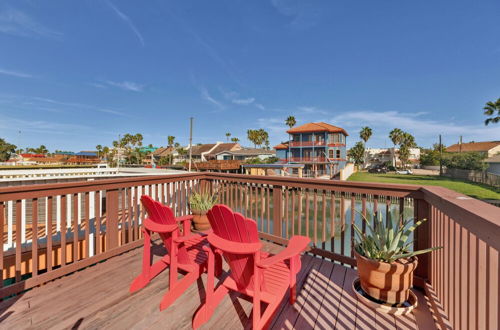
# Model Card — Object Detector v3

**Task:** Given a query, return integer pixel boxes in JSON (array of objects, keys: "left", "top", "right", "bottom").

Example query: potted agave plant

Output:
[
  {"left": 353, "top": 212, "right": 441, "bottom": 305},
  {"left": 188, "top": 191, "right": 218, "bottom": 231}
]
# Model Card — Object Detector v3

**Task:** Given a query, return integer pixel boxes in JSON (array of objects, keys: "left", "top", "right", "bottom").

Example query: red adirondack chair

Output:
[
  {"left": 130, "top": 195, "right": 221, "bottom": 311},
  {"left": 192, "top": 204, "right": 310, "bottom": 330}
]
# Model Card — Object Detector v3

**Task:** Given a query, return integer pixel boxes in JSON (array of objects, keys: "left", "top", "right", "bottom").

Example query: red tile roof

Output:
[
  {"left": 446, "top": 141, "right": 500, "bottom": 153},
  {"left": 274, "top": 142, "right": 289, "bottom": 150},
  {"left": 286, "top": 122, "right": 348, "bottom": 136}
]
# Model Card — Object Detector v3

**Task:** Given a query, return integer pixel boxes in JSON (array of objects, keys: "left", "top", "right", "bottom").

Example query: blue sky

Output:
[{"left": 0, "top": 0, "right": 499, "bottom": 152}]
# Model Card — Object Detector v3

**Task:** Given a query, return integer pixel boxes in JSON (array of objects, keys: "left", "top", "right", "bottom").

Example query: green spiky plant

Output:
[
  {"left": 189, "top": 191, "right": 218, "bottom": 212},
  {"left": 353, "top": 211, "right": 441, "bottom": 263}
]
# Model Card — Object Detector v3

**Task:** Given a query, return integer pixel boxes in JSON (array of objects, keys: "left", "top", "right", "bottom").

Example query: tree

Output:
[
  {"left": 96, "top": 145, "right": 103, "bottom": 159},
  {"left": 484, "top": 98, "right": 500, "bottom": 125},
  {"left": 231, "top": 137, "right": 240, "bottom": 143},
  {"left": 167, "top": 136, "right": 175, "bottom": 147},
  {"left": 359, "top": 127, "right": 372, "bottom": 145},
  {"left": 225, "top": 132, "right": 231, "bottom": 142},
  {"left": 0, "top": 138, "right": 16, "bottom": 162},
  {"left": 398, "top": 132, "right": 416, "bottom": 168},
  {"left": 285, "top": 116, "right": 296, "bottom": 162},
  {"left": 389, "top": 128, "right": 404, "bottom": 167},
  {"left": 348, "top": 142, "right": 365, "bottom": 165},
  {"left": 247, "top": 129, "right": 258, "bottom": 148},
  {"left": 359, "top": 126, "right": 372, "bottom": 166}
]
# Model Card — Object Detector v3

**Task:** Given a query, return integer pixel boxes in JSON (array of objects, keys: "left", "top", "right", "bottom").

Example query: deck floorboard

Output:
[{"left": 0, "top": 241, "right": 436, "bottom": 329}]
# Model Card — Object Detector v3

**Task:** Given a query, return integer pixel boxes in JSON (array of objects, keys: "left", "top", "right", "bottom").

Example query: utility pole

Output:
[
  {"left": 188, "top": 117, "right": 193, "bottom": 172},
  {"left": 459, "top": 136, "right": 462, "bottom": 153},
  {"left": 439, "top": 134, "right": 443, "bottom": 176}
]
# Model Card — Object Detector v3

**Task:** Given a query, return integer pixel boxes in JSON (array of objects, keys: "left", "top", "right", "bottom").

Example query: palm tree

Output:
[
  {"left": 389, "top": 128, "right": 404, "bottom": 167},
  {"left": 359, "top": 127, "right": 372, "bottom": 167},
  {"left": 359, "top": 127, "right": 372, "bottom": 146},
  {"left": 168, "top": 136, "right": 175, "bottom": 147},
  {"left": 484, "top": 98, "right": 500, "bottom": 125},
  {"left": 225, "top": 132, "right": 231, "bottom": 142},
  {"left": 285, "top": 116, "right": 296, "bottom": 163},
  {"left": 96, "top": 144, "right": 103, "bottom": 159},
  {"left": 247, "top": 129, "right": 258, "bottom": 148},
  {"left": 231, "top": 137, "right": 240, "bottom": 143}
]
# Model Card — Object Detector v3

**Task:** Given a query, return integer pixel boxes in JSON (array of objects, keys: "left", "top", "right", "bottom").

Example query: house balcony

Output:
[
  {"left": 289, "top": 141, "right": 326, "bottom": 147},
  {"left": 290, "top": 156, "right": 327, "bottom": 162},
  {"left": 0, "top": 172, "right": 498, "bottom": 329}
]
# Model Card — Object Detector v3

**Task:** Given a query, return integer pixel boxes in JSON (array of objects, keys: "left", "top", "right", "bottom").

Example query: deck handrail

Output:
[{"left": 0, "top": 172, "right": 497, "bottom": 329}]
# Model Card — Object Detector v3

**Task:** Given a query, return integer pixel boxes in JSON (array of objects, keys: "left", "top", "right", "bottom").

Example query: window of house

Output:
[
  {"left": 329, "top": 150, "right": 334, "bottom": 158},
  {"left": 336, "top": 150, "right": 341, "bottom": 158}
]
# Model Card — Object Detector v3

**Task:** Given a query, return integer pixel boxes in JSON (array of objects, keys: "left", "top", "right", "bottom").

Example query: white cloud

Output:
[
  {"left": 271, "top": 0, "right": 321, "bottom": 30},
  {"left": 200, "top": 87, "right": 224, "bottom": 109},
  {"left": 255, "top": 103, "right": 266, "bottom": 110},
  {"left": 105, "top": 80, "right": 143, "bottom": 92},
  {"left": 0, "top": 115, "right": 90, "bottom": 135},
  {"left": 221, "top": 90, "right": 257, "bottom": 106},
  {"left": 331, "top": 110, "right": 500, "bottom": 147},
  {"left": 33, "top": 96, "right": 128, "bottom": 117},
  {"left": 0, "top": 68, "right": 33, "bottom": 78},
  {"left": 88, "top": 82, "right": 107, "bottom": 89},
  {"left": 0, "top": 7, "right": 62, "bottom": 39},
  {"left": 232, "top": 97, "right": 255, "bottom": 105},
  {"left": 297, "top": 106, "right": 328, "bottom": 115},
  {"left": 106, "top": 1, "right": 145, "bottom": 46}
]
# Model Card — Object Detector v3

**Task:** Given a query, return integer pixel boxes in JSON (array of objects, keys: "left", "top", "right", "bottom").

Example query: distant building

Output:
[
  {"left": 66, "top": 151, "right": 100, "bottom": 165},
  {"left": 364, "top": 148, "right": 420, "bottom": 168},
  {"left": 274, "top": 122, "right": 348, "bottom": 176},
  {"left": 182, "top": 143, "right": 241, "bottom": 162},
  {"left": 446, "top": 141, "right": 500, "bottom": 158},
  {"left": 215, "top": 148, "right": 275, "bottom": 161}
]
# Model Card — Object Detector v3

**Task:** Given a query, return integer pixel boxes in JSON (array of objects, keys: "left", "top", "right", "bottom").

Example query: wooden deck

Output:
[{"left": 0, "top": 241, "right": 436, "bottom": 329}]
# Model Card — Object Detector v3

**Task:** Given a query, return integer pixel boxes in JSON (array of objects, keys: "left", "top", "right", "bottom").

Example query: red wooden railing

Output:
[
  {"left": 289, "top": 141, "right": 326, "bottom": 147},
  {"left": 290, "top": 157, "right": 327, "bottom": 162},
  {"left": 0, "top": 172, "right": 498, "bottom": 329}
]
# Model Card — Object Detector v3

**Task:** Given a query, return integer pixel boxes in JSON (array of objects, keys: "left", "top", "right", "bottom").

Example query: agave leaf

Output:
[{"left": 392, "top": 246, "right": 442, "bottom": 260}]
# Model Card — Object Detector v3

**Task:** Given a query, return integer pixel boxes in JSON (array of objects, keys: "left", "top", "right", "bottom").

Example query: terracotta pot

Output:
[
  {"left": 191, "top": 210, "right": 210, "bottom": 231},
  {"left": 354, "top": 250, "right": 418, "bottom": 304}
]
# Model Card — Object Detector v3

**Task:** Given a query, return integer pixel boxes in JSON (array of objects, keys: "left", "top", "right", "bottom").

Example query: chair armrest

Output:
[
  {"left": 173, "top": 233, "right": 203, "bottom": 244},
  {"left": 176, "top": 215, "right": 193, "bottom": 223},
  {"left": 257, "top": 236, "right": 310, "bottom": 269},
  {"left": 207, "top": 233, "right": 262, "bottom": 255},
  {"left": 143, "top": 218, "right": 178, "bottom": 233}
]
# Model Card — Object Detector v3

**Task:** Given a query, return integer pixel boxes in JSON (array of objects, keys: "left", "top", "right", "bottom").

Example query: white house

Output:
[
  {"left": 215, "top": 148, "right": 275, "bottom": 161},
  {"left": 364, "top": 148, "right": 420, "bottom": 168}
]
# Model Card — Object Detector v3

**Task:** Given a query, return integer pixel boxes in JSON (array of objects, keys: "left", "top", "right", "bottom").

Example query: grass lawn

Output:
[{"left": 348, "top": 172, "right": 500, "bottom": 201}]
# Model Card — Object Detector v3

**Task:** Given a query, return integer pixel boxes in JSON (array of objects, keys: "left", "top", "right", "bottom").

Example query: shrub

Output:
[{"left": 442, "top": 152, "right": 487, "bottom": 171}]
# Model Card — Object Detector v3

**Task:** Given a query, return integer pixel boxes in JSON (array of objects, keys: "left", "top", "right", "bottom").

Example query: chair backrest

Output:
[
  {"left": 207, "top": 204, "right": 260, "bottom": 290},
  {"left": 141, "top": 195, "right": 190, "bottom": 264}
]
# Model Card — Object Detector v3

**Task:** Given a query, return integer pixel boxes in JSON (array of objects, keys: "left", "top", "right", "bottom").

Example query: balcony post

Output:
[
  {"left": 414, "top": 198, "right": 431, "bottom": 285},
  {"left": 272, "top": 186, "right": 283, "bottom": 237},
  {"left": 106, "top": 188, "right": 119, "bottom": 250}
]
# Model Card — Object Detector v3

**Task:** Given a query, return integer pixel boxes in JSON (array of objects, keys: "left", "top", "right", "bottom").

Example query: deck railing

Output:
[{"left": 0, "top": 172, "right": 498, "bottom": 329}]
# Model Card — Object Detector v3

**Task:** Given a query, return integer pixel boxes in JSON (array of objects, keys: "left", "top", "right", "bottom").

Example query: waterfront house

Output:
[
  {"left": 182, "top": 142, "right": 241, "bottom": 162},
  {"left": 446, "top": 140, "right": 500, "bottom": 158},
  {"left": 274, "top": 122, "right": 348, "bottom": 176},
  {"left": 364, "top": 147, "right": 420, "bottom": 168},
  {"left": 215, "top": 148, "right": 275, "bottom": 161}
]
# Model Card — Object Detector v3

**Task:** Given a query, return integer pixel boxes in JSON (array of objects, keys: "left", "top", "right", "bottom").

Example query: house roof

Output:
[
  {"left": 207, "top": 143, "right": 240, "bottom": 155},
  {"left": 274, "top": 142, "right": 289, "bottom": 150},
  {"left": 485, "top": 154, "right": 500, "bottom": 163},
  {"left": 153, "top": 147, "right": 174, "bottom": 157},
  {"left": 189, "top": 144, "right": 217, "bottom": 156},
  {"left": 446, "top": 141, "right": 500, "bottom": 153},
  {"left": 216, "top": 148, "right": 275, "bottom": 156},
  {"left": 286, "top": 122, "right": 349, "bottom": 136}
]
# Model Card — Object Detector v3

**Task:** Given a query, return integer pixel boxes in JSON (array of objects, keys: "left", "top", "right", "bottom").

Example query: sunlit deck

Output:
[
  {"left": 0, "top": 240, "right": 435, "bottom": 329},
  {"left": 0, "top": 172, "right": 498, "bottom": 329}
]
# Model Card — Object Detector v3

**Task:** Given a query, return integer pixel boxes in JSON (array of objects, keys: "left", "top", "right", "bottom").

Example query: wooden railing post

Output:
[
  {"left": 272, "top": 186, "right": 283, "bottom": 237},
  {"left": 106, "top": 188, "right": 119, "bottom": 250},
  {"left": 414, "top": 198, "right": 431, "bottom": 286}
]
